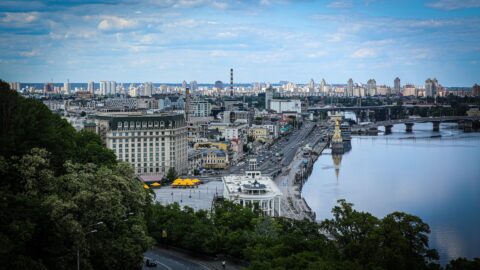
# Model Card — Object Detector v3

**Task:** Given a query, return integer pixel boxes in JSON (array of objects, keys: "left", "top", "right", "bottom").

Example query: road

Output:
[
  {"left": 226, "top": 121, "right": 326, "bottom": 177},
  {"left": 143, "top": 247, "right": 244, "bottom": 270},
  {"left": 143, "top": 249, "right": 209, "bottom": 270}
]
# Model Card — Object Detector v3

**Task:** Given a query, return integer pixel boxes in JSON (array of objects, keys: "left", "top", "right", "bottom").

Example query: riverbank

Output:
[
  {"left": 301, "top": 122, "right": 480, "bottom": 263},
  {"left": 273, "top": 127, "right": 329, "bottom": 221}
]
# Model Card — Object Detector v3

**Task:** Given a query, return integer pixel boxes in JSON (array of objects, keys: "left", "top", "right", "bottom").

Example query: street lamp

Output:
[{"left": 77, "top": 228, "right": 100, "bottom": 270}]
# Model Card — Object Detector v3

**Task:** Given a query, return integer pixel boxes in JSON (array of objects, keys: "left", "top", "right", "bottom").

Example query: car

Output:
[{"left": 145, "top": 258, "right": 157, "bottom": 267}]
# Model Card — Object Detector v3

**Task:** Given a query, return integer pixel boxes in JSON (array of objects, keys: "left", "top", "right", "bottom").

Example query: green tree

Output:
[
  {"left": 0, "top": 149, "right": 152, "bottom": 270},
  {"left": 166, "top": 167, "right": 177, "bottom": 182},
  {"left": 0, "top": 80, "right": 116, "bottom": 173},
  {"left": 446, "top": 257, "right": 480, "bottom": 270}
]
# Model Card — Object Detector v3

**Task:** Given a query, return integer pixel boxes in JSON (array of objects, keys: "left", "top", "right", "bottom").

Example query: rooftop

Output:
[{"left": 223, "top": 174, "right": 282, "bottom": 198}]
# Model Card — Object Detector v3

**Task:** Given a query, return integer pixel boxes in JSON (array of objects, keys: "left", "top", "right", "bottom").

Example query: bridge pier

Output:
[
  {"left": 384, "top": 125, "right": 393, "bottom": 134},
  {"left": 464, "top": 120, "right": 473, "bottom": 132},
  {"left": 432, "top": 121, "right": 440, "bottom": 132},
  {"left": 405, "top": 123, "right": 414, "bottom": 133}
]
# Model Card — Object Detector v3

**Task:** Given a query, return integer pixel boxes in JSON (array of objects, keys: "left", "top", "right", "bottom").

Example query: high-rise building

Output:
[
  {"left": 100, "top": 81, "right": 117, "bottom": 95},
  {"left": 144, "top": 82, "right": 153, "bottom": 97},
  {"left": 320, "top": 79, "right": 326, "bottom": 93},
  {"left": 182, "top": 80, "right": 187, "bottom": 90},
  {"left": 87, "top": 81, "right": 94, "bottom": 94},
  {"left": 394, "top": 77, "right": 401, "bottom": 94},
  {"left": 63, "top": 79, "right": 70, "bottom": 94},
  {"left": 425, "top": 78, "right": 438, "bottom": 97},
  {"left": 189, "top": 80, "right": 198, "bottom": 91},
  {"left": 367, "top": 79, "right": 377, "bottom": 96},
  {"left": 265, "top": 86, "right": 274, "bottom": 110},
  {"left": 44, "top": 82, "right": 54, "bottom": 94},
  {"left": 100, "top": 81, "right": 108, "bottom": 95},
  {"left": 190, "top": 100, "right": 211, "bottom": 117},
  {"left": 94, "top": 112, "right": 188, "bottom": 175},
  {"left": 9, "top": 82, "right": 20, "bottom": 91},
  {"left": 347, "top": 78, "right": 353, "bottom": 96},
  {"left": 308, "top": 78, "right": 315, "bottom": 92},
  {"left": 473, "top": 83, "right": 480, "bottom": 96},
  {"left": 110, "top": 81, "right": 117, "bottom": 95}
]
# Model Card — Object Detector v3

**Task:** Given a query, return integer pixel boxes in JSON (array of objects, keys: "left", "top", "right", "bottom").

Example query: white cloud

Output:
[
  {"left": 98, "top": 16, "right": 138, "bottom": 32},
  {"left": 164, "top": 19, "right": 204, "bottom": 28},
  {"left": 1, "top": 12, "right": 38, "bottom": 23},
  {"left": 351, "top": 48, "right": 376, "bottom": 58},
  {"left": 327, "top": 0, "right": 353, "bottom": 8},
  {"left": 216, "top": 31, "right": 238, "bottom": 38},
  {"left": 210, "top": 50, "right": 228, "bottom": 57},
  {"left": 306, "top": 51, "right": 328, "bottom": 58},
  {"left": 326, "top": 32, "right": 346, "bottom": 42},
  {"left": 19, "top": 49, "right": 40, "bottom": 57},
  {"left": 427, "top": 0, "right": 480, "bottom": 10}
]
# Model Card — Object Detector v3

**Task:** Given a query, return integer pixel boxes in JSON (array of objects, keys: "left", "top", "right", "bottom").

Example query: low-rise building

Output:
[
  {"left": 194, "top": 141, "right": 229, "bottom": 151},
  {"left": 200, "top": 149, "right": 229, "bottom": 169},
  {"left": 248, "top": 126, "right": 270, "bottom": 142},
  {"left": 222, "top": 159, "right": 282, "bottom": 216}
]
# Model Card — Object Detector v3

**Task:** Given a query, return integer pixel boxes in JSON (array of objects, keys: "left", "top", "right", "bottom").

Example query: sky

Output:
[{"left": 0, "top": 0, "right": 479, "bottom": 86}]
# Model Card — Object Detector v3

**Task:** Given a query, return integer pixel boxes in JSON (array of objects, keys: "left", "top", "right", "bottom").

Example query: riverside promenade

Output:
[{"left": 274, "top": 131, "right": 329, "bottom": 221}]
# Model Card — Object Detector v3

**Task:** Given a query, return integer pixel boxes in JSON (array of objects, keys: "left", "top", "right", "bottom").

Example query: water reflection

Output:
[
  {"left": 302, "top": 122, "right": 480, "bottom": 264},
  {"left": 332, "top": 153, "right": 342, "bottom": 180}
]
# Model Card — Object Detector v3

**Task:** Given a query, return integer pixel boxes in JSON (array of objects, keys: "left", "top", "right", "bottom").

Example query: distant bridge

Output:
[
  {"left": 353, "top": 116, "right": 480, "bottom": 133},
  {"left": 306, "top": 104, "right": 450, "bottom": 112},
  {"left": 307, "top": 105, "right": 395, "bottom": 112}
]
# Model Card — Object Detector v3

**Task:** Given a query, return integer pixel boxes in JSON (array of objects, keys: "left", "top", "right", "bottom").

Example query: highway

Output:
[{"left": 226, "top": 121, "right": 328, "bottom": 177}]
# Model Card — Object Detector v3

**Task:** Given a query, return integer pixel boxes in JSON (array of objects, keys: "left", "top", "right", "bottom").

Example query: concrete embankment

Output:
[{"left": 274, "top": 133, "right": 329, "bottom": 221}]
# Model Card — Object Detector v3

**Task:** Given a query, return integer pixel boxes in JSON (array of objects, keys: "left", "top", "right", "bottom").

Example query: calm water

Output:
[{"left": 302, "top": 122, "right": 480, "bottom": 264}]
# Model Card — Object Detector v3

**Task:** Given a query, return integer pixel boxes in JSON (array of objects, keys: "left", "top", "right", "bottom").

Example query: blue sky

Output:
[{"left": 0, "top": 0, "right": 479, "bottom": 86}]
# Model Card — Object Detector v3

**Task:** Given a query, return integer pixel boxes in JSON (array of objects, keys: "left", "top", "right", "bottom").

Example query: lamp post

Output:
[{"left": 77, "top": 227, "right": 100, "bottom": 270}]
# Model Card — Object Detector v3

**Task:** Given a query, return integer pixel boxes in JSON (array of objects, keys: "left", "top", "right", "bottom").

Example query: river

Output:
[{"left": 302, "top": 121, "right": 480, "bottom": 264}]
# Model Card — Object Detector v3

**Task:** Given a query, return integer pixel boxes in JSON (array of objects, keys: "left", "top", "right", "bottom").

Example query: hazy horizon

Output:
[{"left": 1, "top": 0, "right": 479, "bottom": 86}]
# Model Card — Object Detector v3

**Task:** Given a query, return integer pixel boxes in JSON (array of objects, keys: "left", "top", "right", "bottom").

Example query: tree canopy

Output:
[
  {"left": 0, "top": 81, "right": 151, "bottom": 269},
  {"left": 0, "top": 80, "right": 116, "bottom": 173}
]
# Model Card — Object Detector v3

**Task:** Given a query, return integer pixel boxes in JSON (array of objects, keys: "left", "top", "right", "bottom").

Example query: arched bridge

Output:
[{"left": 353, "top": 116, "right": 480, "bottom": 134}]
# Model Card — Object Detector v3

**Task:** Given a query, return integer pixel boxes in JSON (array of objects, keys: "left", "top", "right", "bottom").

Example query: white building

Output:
[
  {"left": 222, "top": 159, "right": 282, "bottom": 216},
  {"left": 270, "top": 99, "right": 301, "bottom": 113},
  {"left": 94, "top": 112, "right": 188, "bottom": 175},
  {"left": 88, "top": 81, "right": 95, "bottom": 94},
  {"left": 224, "top": 127, "right": 240, "bottom": 140},
  {"left": 63, "top": 80, "right": 70, "bottom": 94},
  {"left": 144, "top": 82, "right": 153, "bottom": 97},
  {"left": 191, "top": 100, "right": 211, "bottom": 117}
]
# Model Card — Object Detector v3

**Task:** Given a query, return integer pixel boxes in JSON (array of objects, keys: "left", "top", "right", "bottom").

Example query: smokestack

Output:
[{"left": 230, "top": 68, "right": 233, "bottom": 97}]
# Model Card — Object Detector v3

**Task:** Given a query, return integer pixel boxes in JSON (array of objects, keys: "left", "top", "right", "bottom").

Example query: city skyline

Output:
[{"left": 1, "top": 0, "right": 480, "bottom": 86}]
